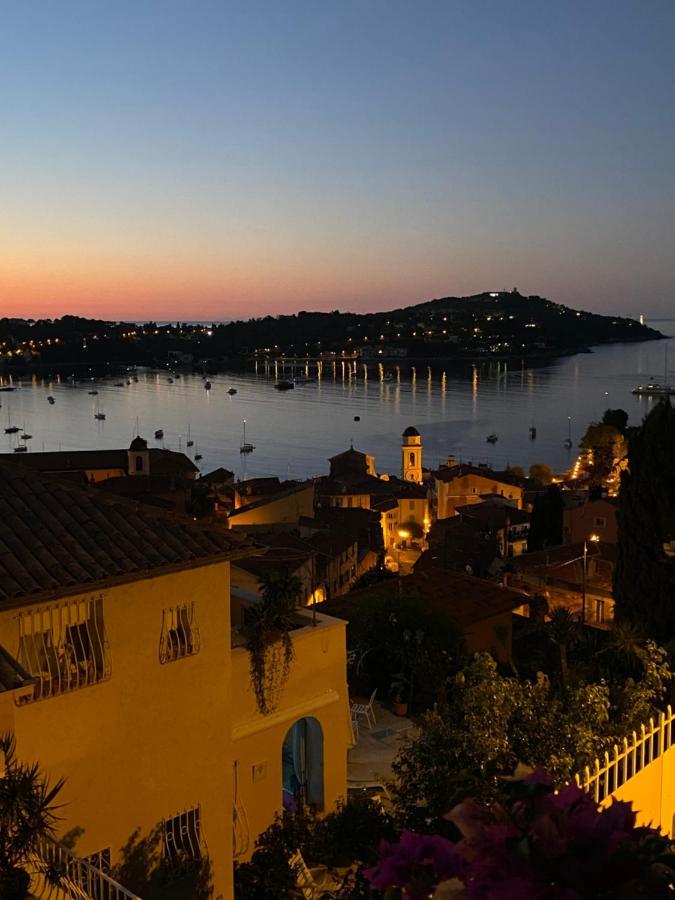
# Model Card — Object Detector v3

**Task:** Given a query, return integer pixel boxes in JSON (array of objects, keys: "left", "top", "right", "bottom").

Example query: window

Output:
[
  {"left": 347, "top": 497, "right": 353, "bottom": 508},
  {"left": 17, "top": 596, "right": 110, "bottom": 701},
  {"left": 163, "top": 806, "right": 204, "bottom": 868},
  {"left": 594, "top": 516, "right": 607, "bottom": 529},
  {"left": 160, "top": 603, "right": 199, "bottom": 663},
  {"left": 409, "top": 452, "right": 415, "bottom": 465},
  {"left": 135, "top": 455, "right": 144, "bottom": 473}
]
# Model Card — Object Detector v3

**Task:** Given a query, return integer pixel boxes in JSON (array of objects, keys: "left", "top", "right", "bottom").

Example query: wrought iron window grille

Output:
[
  {"left": 16, "top": 595, "right": 110, "bottom": 702},
  {"left": 159, "top": 603, "right": 200, "bottom": 664}
]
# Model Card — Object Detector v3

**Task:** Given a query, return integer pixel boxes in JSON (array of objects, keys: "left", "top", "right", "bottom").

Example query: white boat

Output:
[
  {"left": 633, "top": 345, "right": 675, "bottom": 395},
  {"left": 486, "top": 433, "right": 498, "bottom": 444},
  {"left": 240, "top": 420, "right": 255, "bottom": 454}
]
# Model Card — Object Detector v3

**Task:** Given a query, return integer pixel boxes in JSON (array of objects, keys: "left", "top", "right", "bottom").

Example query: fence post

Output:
[
  {"left": 622, "top": 737, "right": 629, "bottom": 786},
  {"left": 640, "top": 724, "right": 646, "bottom": 771}
]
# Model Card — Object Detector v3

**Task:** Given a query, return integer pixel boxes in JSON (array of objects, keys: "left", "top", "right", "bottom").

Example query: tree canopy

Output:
[{"left": 615, "top": 400, "right": 675, "bottom": 640}]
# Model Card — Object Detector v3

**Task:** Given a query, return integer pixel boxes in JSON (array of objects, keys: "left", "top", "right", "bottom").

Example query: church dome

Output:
[
  {"left": 402, "top": 426, "right": 420, "bottom": 438},
  {"left": 129, "top": 435, "right": 148, "bottom": 451}
]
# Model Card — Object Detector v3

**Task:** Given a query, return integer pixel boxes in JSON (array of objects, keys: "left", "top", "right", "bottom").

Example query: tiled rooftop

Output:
[
  {"left": 0, "top": 461, "right": 252, "bottom": 606},
  {"left": 0, "top": 448, "right": 198, "bottom": 478}
]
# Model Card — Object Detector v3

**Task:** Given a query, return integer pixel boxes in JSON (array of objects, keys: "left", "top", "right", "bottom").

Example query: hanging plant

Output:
[{"left": 244, "top": 572, "right": 301, "bottom": 714}]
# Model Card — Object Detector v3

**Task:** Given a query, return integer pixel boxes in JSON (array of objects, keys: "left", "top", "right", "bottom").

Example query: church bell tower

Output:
[{"left": 401, "top": 426, "right": 422, "bottom": 483}]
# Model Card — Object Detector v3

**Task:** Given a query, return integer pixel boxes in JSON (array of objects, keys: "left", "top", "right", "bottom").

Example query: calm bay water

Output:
[{"left": 1, "top": 323, "right": 672, "bottom": 481}]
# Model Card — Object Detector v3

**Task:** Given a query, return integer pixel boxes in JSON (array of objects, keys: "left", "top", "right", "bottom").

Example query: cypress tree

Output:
[
  {"left": 614, "top": 399, "right": 675, "bottom": 640},
  {"left": 527, "top": 484, "right": 564, "bottom": 551}
]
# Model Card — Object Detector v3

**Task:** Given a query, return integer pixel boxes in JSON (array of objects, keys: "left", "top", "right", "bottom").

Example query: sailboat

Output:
[
  {"left": 5, "top": 402, "right": 19, "bottom": 434},
  {"left": 632, "top": 345, "right": 675, "bottom": 395},
  {"left": 564, "top": 417, "right": 573, "bottom": 449},
  {"left": 240, "top": 420, "right": 255, "bottom": 454},
  {"left": 194, "top": 444, "right": 203, "bottom": 462},
  {"left": 94, "top": 398, "right": 106, "bottom": 420},
  {"left": 186, "top": 425, "right": 194, "bottom": 448}
]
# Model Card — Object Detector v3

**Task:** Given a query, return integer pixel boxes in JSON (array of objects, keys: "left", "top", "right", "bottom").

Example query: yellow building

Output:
[
  {"left": 230, "top": 602, "right": 351, "bottom": 860},
  {"left": 0, "top": 439, "right": 199, "bottom": 484},
  {"left": 229, "top": 480, "right": 316, "bottom": 527},
  {"left": 401, "top": 426, "right": 423, "bottom": 484},
  {"left": 434, "top": 464, "right": 524, "bottom": 519},
  {"left": 0, "top": 461, "right": 350, "bottom": 897}
]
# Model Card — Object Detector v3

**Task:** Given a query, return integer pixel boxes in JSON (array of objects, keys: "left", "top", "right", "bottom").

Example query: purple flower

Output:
[{"left": 364, "top": 830, "right": 462, "bottom": 897}]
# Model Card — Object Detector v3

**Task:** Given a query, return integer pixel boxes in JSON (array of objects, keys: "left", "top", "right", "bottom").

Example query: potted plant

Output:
[
  {"left": 390, "top": 672, "right": 411, "bottom": 717},
  {"left": 244, "top": 571, "right": 302, "bottom": 715},
  {"left": 0, "top": 734, "right": 64, "bottom": 899}
]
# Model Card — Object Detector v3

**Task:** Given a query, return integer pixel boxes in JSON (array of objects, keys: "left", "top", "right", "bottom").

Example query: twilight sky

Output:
[{"left": 1, "top": 1, "right": 674, "bottom": 321}]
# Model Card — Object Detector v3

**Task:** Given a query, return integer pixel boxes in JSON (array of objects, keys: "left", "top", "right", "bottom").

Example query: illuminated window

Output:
[
  {"left": 159, "top": 603, "right": 200, "bottom": 664},
  {"left": 594, "top": 516, "right": 607, "bottom": 529},
  {"left": 17, "top": 596, "right": 110, "bottom": 701}
]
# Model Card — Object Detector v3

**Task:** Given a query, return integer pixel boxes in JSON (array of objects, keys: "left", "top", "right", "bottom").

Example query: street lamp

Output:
[{"left": 581, "top": 533, "right": 600, "bottom": 625}]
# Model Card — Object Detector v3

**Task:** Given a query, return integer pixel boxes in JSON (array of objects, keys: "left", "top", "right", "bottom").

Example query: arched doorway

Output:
[{"left": 282, "top": 717, "right": 324, "bottom": 812}]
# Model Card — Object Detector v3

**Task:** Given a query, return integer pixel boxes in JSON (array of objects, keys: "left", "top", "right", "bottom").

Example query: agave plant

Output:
[{"left": 0, "top": 734, "right": 64, "bottom": 899}]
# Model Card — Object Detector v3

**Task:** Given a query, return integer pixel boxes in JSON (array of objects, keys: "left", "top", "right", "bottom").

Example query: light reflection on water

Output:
[{"left": 0, "top": 325, "right": 672, "bottom": 481}]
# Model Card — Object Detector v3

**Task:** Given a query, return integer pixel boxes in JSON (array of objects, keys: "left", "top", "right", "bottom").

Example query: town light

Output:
[
  {"left": 397, "top": 529, "right": 410, "bottom": 540},
  {"left": 589, "top": 533, "right": 600, "bottom": 543}
]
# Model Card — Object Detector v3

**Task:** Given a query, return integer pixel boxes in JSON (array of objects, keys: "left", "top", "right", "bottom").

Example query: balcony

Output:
[{"left": 16, "top": 596, "right": 111, "bottom": 703}]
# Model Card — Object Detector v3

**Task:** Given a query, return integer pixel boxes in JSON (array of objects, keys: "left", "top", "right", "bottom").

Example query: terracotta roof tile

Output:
[{"left": 0, "top": 461, "right": 251, "bottom": 606}]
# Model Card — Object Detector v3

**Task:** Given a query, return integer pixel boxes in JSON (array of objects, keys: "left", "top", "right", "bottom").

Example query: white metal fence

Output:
[
  {"left": 31, "top": 839, "right": 141, "bottom": 900},
  {"left": 576, "top": 705, "right": 675, "bottom": 804}
]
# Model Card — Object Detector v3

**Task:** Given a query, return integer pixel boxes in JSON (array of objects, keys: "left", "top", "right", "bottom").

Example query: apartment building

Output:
[{"left": 0, "top": 461, "right": 350, "bottom": 897}]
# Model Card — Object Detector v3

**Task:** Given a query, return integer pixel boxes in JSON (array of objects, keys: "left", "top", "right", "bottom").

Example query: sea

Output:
[{"left": 1, "top": 322, "right": 672, "bottom": 482}]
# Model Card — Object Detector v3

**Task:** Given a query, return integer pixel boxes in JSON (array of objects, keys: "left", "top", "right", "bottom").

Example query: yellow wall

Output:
[
  {"left": 397, "top": 497, "right": 428, "bottom": 536},
  {"left": 436, "top": 474, "right": 523, "bottom": 519},
  {"left": 0, "top": 562, "right": 235, "bottom": 898},
  {"left": 231, "top": 611, "right": 350, "bottom": 861},
  {"left": 85, "top": 467, "right": 126, "bottom": 482},
  {"left": 604, "top": 745, "right": 675, "bottom": 834},
  {"left": 230, "top": 485, "right": 316, "bottom": 526},
  {"left": 464, "top": 611, "right": 513, "bottom": 663}
]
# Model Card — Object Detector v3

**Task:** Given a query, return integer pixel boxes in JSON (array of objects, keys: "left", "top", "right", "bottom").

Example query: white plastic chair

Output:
[
  {"left": 289, "top": 849, "right": 341, "bottom": 898},
  {"left": 350, "top": 711, "right": 359, "bottom": 744},
  {"left": 350, "top": 688, "right": 377, "bottom": 730}
]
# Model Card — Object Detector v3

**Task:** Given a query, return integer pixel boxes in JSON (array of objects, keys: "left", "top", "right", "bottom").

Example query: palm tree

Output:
[
  {"left": 0, "top": 734, "right": 64, "bottom": 899},
  {"left": 547, "top": 607, "right": 579, "bottom": 685}
]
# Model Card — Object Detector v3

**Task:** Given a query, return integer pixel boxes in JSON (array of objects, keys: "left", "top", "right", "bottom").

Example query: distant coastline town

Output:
[
  {"left": 0, "top": 290, "right": 663, "bottom": 377},
  {"left": 1, "top": 294, "right": 674, "bottom": 898}
]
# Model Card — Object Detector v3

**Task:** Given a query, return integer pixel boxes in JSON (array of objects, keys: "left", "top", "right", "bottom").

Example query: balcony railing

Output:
[
  {"left": 16, "top": 595, "right": 111, "bottom": 702},
  {"left": 576, "top": 705, "right": 675, "bottom": 804},
  {"left": 30, "top": 838, "right": 141, "bottom": 899}
]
